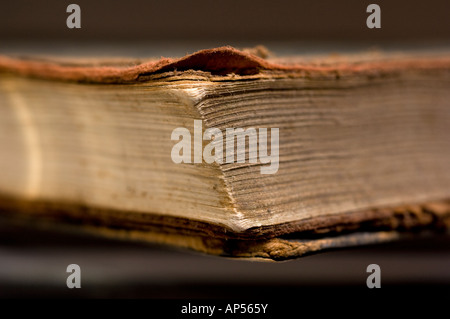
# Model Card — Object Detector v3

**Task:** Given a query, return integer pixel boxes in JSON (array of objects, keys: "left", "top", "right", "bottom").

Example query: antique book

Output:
[{"left": 0, "top": 46, "right": 449, "bottom": 261}]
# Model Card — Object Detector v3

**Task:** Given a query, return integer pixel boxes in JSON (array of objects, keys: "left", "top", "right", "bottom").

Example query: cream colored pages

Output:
[{"left": 0, "top": 47, "right": 449, "bottom": 260}]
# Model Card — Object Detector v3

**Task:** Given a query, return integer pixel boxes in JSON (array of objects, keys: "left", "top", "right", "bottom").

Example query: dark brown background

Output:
[{"left": 1, "top": 0, "right": 449, "bottom": 43}]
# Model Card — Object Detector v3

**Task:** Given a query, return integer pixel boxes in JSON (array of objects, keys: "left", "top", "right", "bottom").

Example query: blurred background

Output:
[
  {"left": 1, "top": 0, "right": 449, "bottom": 56},
  {"left": 1, "top": 216, "right": 450, "bottom": 299},
  {"left": 0, "top": 0, "right": 449, "bottom": 300}
]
